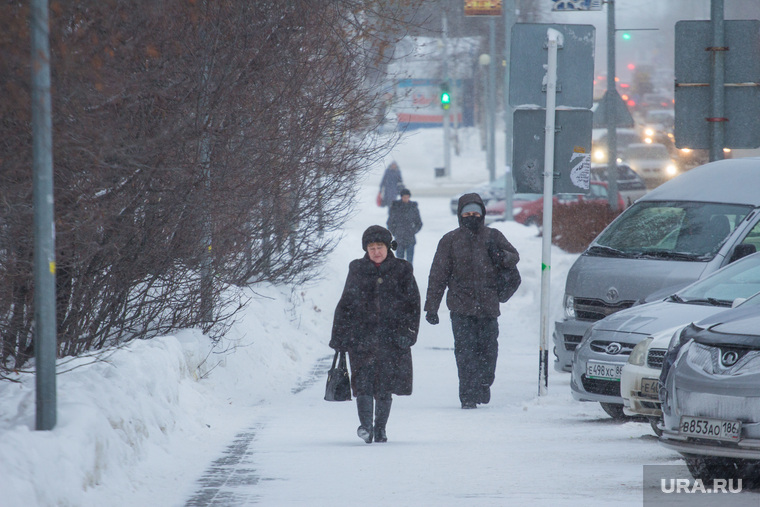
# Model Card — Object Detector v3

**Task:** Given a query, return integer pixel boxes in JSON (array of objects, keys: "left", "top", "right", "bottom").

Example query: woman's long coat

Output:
[{"left": 330, "top": 253, "right": 420, "bottom": 396}]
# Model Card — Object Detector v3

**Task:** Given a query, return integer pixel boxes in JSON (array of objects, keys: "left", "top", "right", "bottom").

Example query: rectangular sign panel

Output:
[
  {"left": 674, "top": 20, "right": 760, "bottom": 149},
  {"left": 509, "top": 23, "right": 595, "bottom": 109},
  {"left": 464, "top": 0, "right": 503, "bottom": 16},
  {"left": 512, "top": 109, "right": 593, "bottom": 194},
  {"left": 552, "top": 0, "right": 602, "bottom": 11}
]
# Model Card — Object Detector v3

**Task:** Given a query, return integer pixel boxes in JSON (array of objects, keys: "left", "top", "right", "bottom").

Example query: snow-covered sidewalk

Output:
[{"left": 3, "top": 128, "right": 759, "bottom": 506}]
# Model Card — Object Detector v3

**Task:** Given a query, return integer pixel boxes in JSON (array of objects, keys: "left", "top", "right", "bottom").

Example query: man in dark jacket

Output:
[
  {"left": 424, "top": 193, "right": 520, "bottom": 409},
  {"left": 387, "top": 188, "right": 423, "bottom": 264}
]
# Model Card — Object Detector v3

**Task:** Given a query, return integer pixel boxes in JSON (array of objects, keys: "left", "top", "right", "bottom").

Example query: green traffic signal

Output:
[
  {"left": 621, "top": 32, "right": 631, "bottom": 41},
  {"left": 440, "top": 91, "right": 451, "bottom": 109}
]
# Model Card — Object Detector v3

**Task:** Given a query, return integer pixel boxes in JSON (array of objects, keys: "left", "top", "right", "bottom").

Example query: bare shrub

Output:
[{"left": 0, "top": 0, "right": 422, "bottom": 372}]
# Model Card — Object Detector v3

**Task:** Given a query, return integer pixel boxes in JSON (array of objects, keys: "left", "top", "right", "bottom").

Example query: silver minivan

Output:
[{"left": 553, "top": 157, "right": 760, "bottom": 372}]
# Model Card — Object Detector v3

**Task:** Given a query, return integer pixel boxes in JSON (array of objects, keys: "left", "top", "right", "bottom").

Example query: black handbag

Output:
[
  {"left": 324, "top": 351, "right": 352, "bottom": 402},
  {"left": 488, "top": 230, "right": 522, "bottom": 303},
  {"left": 496, "top": 264, "right": 521, "bottom": 303}
]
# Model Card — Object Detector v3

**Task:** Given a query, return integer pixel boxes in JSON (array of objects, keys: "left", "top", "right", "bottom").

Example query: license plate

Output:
[
  {"left": 680, "top": 415, "right": 742, "bottom": 442},
  {"left": 639, "top": 378, "right": 659, "bottom": 399},
  {"left": 586, "top": 361, "right": 623, "bottom": 381}
]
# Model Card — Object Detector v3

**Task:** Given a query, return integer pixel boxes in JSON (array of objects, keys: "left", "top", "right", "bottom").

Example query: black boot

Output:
[
  {"left": 356, "top": 395, "right": 373, "bottom": 444},
  {"left": 374, "top": 395, "right": 392, "bottom": 443}
]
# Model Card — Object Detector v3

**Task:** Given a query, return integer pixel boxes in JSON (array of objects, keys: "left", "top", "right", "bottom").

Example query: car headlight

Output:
[
  {"left": 564, "top": 294, "right": 575, "bottom": 319},
  {"left": 627, "top": 337, "right": 653, "bottom": 366},
  {"left": 665, "top": 163, "right": 678, "bottom": 176}
]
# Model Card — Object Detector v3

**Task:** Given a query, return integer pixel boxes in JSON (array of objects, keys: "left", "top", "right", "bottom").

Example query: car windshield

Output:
[
  {"left": 675, "top": 253, "right": 760, "bottom": 305},
  {"left": 591, "top": 200, "right": 752, "bottom": 259}
]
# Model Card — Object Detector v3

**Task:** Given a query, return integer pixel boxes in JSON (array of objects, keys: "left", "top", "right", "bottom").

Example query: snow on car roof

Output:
[{"left": 641, "top": 157, "right": 760, "bottom": 206}]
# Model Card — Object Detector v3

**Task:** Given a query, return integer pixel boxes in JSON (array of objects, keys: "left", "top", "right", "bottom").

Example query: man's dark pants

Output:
[{"left": 450, "top": 313, "right": 499, "bottom": 405}]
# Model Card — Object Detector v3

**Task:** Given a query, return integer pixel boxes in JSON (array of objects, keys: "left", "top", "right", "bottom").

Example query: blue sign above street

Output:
[{"left": 552, "top": 0, "right": 602, "bottom": 11}]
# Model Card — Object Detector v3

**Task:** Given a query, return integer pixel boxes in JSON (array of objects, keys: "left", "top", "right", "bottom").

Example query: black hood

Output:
[
  {"left": 684, "top": 304, "right": 760, "bottom": 349},
  {"left": 457, "top": 193, "right": 486, "bottom": 228}
]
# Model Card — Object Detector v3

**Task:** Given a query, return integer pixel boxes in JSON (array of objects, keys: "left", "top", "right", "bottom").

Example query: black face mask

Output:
[{"left": 462, "top": 215, "right": 481, "bottom": 232}]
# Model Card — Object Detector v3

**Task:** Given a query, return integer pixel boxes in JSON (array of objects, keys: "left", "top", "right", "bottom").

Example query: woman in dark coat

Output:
[
  {"left": 378, "top": 161, "right": 404, "bottom": 207},
  {"left": 330, "top": 225, "right": 420, "bottom": 443}
]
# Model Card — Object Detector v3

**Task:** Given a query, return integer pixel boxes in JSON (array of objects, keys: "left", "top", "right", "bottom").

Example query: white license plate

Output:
[
  {"left": 586, "top": 361, "right": 624, "bottom": 381},
  {"left": 680, "top": 415, "right": 742, "bottom": 442},
  {"left": 639, "top": 377, "right": 659, "bottom": 399}
]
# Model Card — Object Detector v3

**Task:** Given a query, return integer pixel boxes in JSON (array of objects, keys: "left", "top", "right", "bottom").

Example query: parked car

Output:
[
  {"left": 483, "top": 192, "right": 542, "bottom": 223},
  {"left": 571, "top": 251, "right": 760, "bottom": 420},
  {"left": 622, "top": 290, "right": 760, "bottom": 434},
  {"left": 449, "top": 174, "right": 510, "bottom": 215},
  {"left": 486, "top": 181, "right": 624, "bottom": 226},
  {"left": 659, "top": 304, "right": 760, "bottom": 483},
  {"left": 620, "top": 327, "right": 680, "bottom": 434},
  {"left": 554, "top": 157, "right": 760, "bottom": 373},
  {"left": 590, "top": 163, "right": 648, "bottom": 207},
  {"left": 622, "top": 143, "right": 678, "bottom": 188}
]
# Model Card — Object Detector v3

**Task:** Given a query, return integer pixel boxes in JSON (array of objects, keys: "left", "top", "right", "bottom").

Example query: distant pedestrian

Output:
[
  {"left": 378, "top": 161, "right": 404, "bottom": 207},
  {"left": 330, "top": 225, "right": 421, "bottom": 443},
  {"left": 386, "top": 188, "right": 423, "bottom": 264},
  {"left": 423, "top": 193, "right": 520, "bottom": 409}
]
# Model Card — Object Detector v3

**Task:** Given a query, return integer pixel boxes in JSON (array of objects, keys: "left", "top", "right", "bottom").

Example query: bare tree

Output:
[{"left": 0, "top": 0, "right": 423, "bottom": 373}]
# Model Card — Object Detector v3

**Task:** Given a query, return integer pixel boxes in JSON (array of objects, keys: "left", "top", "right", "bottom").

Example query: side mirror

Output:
[{"left": 728, "top": 243, "right": 756, "bottom": 263}]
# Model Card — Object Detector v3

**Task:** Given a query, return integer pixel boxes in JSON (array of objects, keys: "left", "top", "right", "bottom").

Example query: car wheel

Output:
[
  {"left": 600, "top": 402, "right": 628, "bottom": 419},
  {"left": 648, "top": 417, "right": 663, "bottom": 437},
  {"left": 684, "top": 456, "right": 744, "bottom": 482}
]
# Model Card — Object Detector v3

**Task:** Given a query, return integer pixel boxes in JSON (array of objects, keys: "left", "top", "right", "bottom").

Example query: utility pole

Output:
[
  {"left": 709, "top": 0, "right": 726, "bottom": 162},
  {"left": 605, "top": 0, "right": 619, "bottom": 210},
  {"left": 487, "top": 16, "right": 496, "bottom": 182},
  {"left": 31, "top": 0, "right": 57, "bottom": 431},
  {"left": 502, "top": 0, "right": 515, "bottom": 220},
  {"left": 442, "top": 11, "right": 451, "bottom": 178}
]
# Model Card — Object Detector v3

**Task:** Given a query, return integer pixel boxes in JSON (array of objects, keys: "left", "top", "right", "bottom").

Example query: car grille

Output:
[
  {"left": 676, "top": 390, "right": 760, "bottom": 422},
  {"left": 647, "top": 348, "right": 667, "bottom": 369},
  {"left": 563, "top": 334, "right": 584, "bottom": 351},
  {"left": 581, "top": 375, "right": 621, "bottom": 396},
  {"left": 589, "top": 340, "right": 635, "bottom": 356},
  {"left": 573, "top": 298, "right": 636, "bottom": 321}
]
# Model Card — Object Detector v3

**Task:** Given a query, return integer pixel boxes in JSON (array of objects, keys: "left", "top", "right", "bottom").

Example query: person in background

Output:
[
  {"left": 386, "top": 188, "right": 423, "bottom": 264},
  {"left": 329, "top": 225, "right": 420, "bottom": 443},
  {"left": 423, "top": 193, "right": 520, "bottom": 409},
  {"left": 378, "top": 161, "right": 404, "bottom": 207}
]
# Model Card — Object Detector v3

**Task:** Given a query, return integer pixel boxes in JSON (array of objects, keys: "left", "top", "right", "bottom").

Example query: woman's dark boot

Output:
[
  {"left": 356, "top": 395, "right": 373, "bottom": 443},
  {"left": 373, "top": 395, "right": 392, "bottom": 443}
]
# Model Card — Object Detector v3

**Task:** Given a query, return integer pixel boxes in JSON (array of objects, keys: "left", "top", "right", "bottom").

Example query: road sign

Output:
[
  {"left": 674, "top": 20, "right": 760, "bottom": 149},
  {"left": 464, "top": 0, "right": 503, "bottom": 16},
  {"left": 593, "top": 89, "right": 635, "bottom": 128},
  {"left": 552, "top": 0, "right": 602, "bottom": 11},
  {"left": 509, "top": 24, "right": 595, "bottom": 109},
  {"left": 512, "top": 109, "right": 593, "bottom": 194}
]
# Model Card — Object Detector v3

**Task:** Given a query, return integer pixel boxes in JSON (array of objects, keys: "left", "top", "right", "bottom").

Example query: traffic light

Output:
[
  {"left": 439, "top": 82, "right": 451, "bottom": 110},
  {"left": 621, "top": 32, "right": 631, "bottom": 41}
]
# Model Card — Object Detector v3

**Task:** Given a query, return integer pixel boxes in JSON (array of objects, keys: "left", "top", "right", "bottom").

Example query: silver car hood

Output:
[
  {"left": 592, "top": 300, "right": 728, "bottom": 336},
  {"left": 689, "top": 306, "right": 760, "bottom": 348},
  {"left": 567, "top": 255, "right": 709, "bottom": 303}
]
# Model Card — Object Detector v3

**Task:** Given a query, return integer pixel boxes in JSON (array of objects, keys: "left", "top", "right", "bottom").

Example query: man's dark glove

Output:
[
  {"left": 394, "top": 334, "right": 414, "bottom": 349},
  {"left": 425, "top": 311, "right": 439, "bottom": 325}
]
